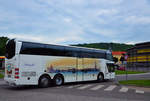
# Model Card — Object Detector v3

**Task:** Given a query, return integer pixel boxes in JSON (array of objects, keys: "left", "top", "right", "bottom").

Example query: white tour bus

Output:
[{"left": 4, "top": 39, "right": 115, "bottom": 87}]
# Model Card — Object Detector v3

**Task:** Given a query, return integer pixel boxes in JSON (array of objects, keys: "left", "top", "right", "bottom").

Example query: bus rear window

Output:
[{"left": 5, "top": 39, "right": 16, "bottom": 59}]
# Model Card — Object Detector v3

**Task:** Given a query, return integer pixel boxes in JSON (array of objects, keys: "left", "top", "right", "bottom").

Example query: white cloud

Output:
[
  {"left": 0, "top": 27, "right": 8, "bottom": 30},
  {"left": 55, "top": 29, "right": 84, "bottom": 43},
  {"left": 99, "top": 29, "right": 118, "bottom": 37},
  {"left": 97, "top": 9, "right": 119, "bottom": 16},
  {"left": 0, "top": 0, "right": 150, "bottom": 44},
  {"left": 87, "top": 0, "right": 123, "bottom": 6},
  {"left": 125, "top": 16, "right": 150, "bottom": 24},
  {"left": 125, "top": 41, "right": 136, "bottom": 45},
  {"left": 6, "top": 30, "right": 84, "bottom": 45},
  {"left": 88, "top": 28, "right": 118, "bottom": 38},
  {"left": 53, "top": 35, "right": 83, "bottom": 44},
  {"left": 7, "top": 34, "right": 45, "bottom": 42},
  {"left": 64, "top": 18, "right": 72, "bottom": 23},
  {"left": 125, "top": 41, "right": 149, "bottom": 45}
]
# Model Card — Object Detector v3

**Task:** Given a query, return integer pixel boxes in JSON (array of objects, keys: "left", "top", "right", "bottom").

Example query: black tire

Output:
[
  {"left": 97, "top": 73, "right": 104, "bottom": 82},
  {"left": 39, "top": 76, "right": 50, "bottom": 88},
  {"left": 53, "top": 75, "right": 64, "bottom": 86}
]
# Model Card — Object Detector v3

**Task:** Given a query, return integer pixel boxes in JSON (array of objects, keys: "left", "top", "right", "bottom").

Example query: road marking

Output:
[
  {"left": 90, "top": 85, "right": 104, "bottom": 90},
  {"left": 77, "top": 85, "right": 92, "bottom": 90},
  {"left": 119, "top": 87, "right": 128, "bottom": 93},
  {"left": 104, "top": 85, "right": 116, "bottom": 91},
  {"left": 135, "top": 90, "right": 144, "bottom": 94},
  {"left": 67, "top": 85, "right": 81, "bottom": 88}
]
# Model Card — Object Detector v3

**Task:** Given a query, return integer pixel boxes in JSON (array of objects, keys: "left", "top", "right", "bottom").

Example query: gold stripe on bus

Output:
[
  {"left": 127, "top": 60, "right": 136, "bottom": 62},
  {"left": 137, "top": 56, "right": 147, "bottom": 59},
  {"left": 127, "top": 59, "right": 150, "bottom": 62},
  {"left": 46, "top": 58, "right": 99, "bottom": 70},
  {"left": 137, "top": 49, "right": 150, "bottom": 53},
  {"left": 137, "top": 59, "right": 150, "bottom": 62},
  {"left": 128, "top": 55, "right": 150, "bottom": 60}
]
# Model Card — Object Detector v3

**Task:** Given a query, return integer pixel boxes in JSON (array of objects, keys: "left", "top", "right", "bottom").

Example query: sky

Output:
[{"left": 0, "top": 0, "right": 150, "bottom": 45}]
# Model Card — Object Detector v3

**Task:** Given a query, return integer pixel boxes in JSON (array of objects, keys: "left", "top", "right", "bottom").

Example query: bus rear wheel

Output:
[
  {"left": 97, "top": 73, "right": 104, "bottom": 82},
  {"left": 39, "top": 76, "right": 50, "bottom": 88},
  {"left": 54, "top": 75, "right": 64, "bottom": 86}
]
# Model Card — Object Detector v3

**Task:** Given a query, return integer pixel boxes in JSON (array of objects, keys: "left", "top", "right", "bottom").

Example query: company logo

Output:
[{"left": 24, "top": 64, "right": 35, "bottom": 67}]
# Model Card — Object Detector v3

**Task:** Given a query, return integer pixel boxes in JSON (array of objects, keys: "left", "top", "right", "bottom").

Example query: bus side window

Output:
[
  {"left": 64, "top": 47, "right": 81, "bottom": 57},
  {"left": 45, "top": 45, "right": 65, "bottom": 56},
  {"left": 64, "top": 50, "right": 77, "bottom": 57}
]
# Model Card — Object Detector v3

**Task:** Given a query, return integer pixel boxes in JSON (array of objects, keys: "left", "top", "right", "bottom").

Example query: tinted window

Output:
[
  {"left": 5, "top": 39, "right": 16, "bottom": 59},
  {"left": 20, "top": 42, "right": 108, "bottom": 59},
  {"left": 81, "top": 49, "right": 106, "bottom": 59},
  {"left": 81, "top": 49, "right": 93, "bottom": 58},
  {"left": 96, "top": 52, "right": 106, "bottom": 59},
  {"left": 20, "top": 42, "right": 65, "bottom": 56},
  {"left": 64, "top": 47, "right": 80, "bottom": 57},
  {"left": 46, "top": 44, "right": 65, "bottom": 56},
  {"left": 106, "top": 53, "right": 113, "bottom": 61}
]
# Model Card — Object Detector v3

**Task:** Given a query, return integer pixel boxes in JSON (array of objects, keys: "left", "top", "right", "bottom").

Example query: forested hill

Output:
[{"left": 71, "top": 43, "right": 134, "bottom": 51}]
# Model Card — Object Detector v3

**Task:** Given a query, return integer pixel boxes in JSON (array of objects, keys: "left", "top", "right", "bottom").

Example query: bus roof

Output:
[{"left": 9, "top": 38, "right": 111, "bottom": 54}]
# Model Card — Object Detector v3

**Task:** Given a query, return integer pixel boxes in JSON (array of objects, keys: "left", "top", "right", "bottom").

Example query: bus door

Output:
[
  {"left": 64, "top": 57, "right": 77, "bottom": 82},
  {"left": 83, "top": 58, "right": 97, "bottom": 81},
  {"left": 76, "top": 58, "right": 83, "bottom": 81},
  {"left": 107, "top": 63, "right": 115, "bottom": 79}
]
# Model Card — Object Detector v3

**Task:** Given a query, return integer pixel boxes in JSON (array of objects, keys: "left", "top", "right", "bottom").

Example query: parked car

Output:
[{"left": 117, "top": 66, "right": 125, "bottom": 71}]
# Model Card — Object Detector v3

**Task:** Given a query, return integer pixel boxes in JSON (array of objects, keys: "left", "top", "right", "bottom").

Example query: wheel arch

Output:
[
  {"left": 53, "top": 73, "right": 65, "bottom": 83},
  {"left": 97, "top": 72, "right": 104, "bottom": 80},
  {"left": 38, "top": 73, "right": 51, "bottom": 84}
]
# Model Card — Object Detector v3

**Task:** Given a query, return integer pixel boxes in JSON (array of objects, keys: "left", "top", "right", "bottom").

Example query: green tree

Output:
[{"left": 0, "top": 36, "right": 9, "bottom": 56}]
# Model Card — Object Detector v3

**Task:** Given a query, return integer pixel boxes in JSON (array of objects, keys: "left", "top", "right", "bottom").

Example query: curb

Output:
[
  {"left": 114, "top": 82, "right": 150, "bottom": 92},
  {"left": 124, "top": 85, "right": 150, "bottom": 92},
  {"left": 116, "top": 72, "right": 150, "bottom": 76}
]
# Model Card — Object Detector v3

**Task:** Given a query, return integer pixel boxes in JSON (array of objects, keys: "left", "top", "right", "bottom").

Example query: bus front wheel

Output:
[
  {"left": 97, "top": 73, "right": 104, "bottom": 82},
  {"left": 39, "top": 75, "right": 50, "bottom": 88}
]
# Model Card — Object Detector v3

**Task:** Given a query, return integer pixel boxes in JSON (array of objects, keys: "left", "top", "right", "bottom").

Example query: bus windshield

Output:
[
  {"left": 106, "top": 53, "right": 113, "bottom": 61},
  {"left": 5, "top": 39, "right": 16, "bottom": 59}
]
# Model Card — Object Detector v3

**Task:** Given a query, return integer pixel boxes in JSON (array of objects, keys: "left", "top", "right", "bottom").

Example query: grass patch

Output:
[
  {"left": 0, "top": 73, "right": 4, "bottom": 78},
  {"left": 115, "top": 70, "right": 146, "bottom": 75},
  {"left": 119, "top": 80, "right": 150, "bottom": 87}
]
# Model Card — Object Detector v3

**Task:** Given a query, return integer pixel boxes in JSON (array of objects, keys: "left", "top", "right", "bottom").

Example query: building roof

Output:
[
  {"left": 112, "top": 51, "right": 126, "bottom": 55},
  {"left": 136, "top": 41, "right": 150, "bottom": 46},
  {"left": 0, "top": 56, "right": 5, "bottom": 59},
  {"left": 127, "top": 41, "right": 150, "bottom": 51}
]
